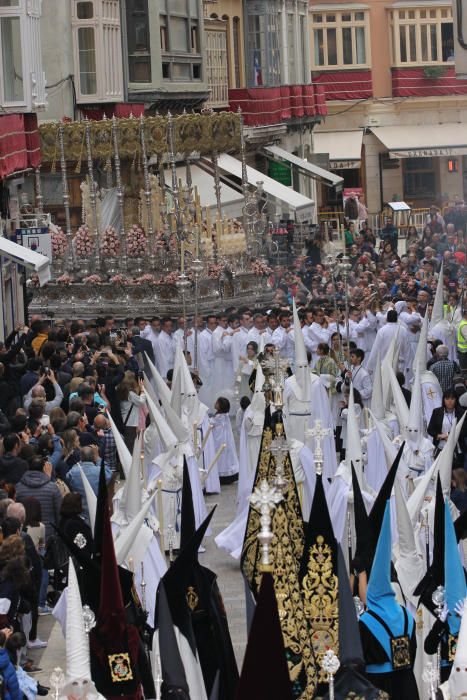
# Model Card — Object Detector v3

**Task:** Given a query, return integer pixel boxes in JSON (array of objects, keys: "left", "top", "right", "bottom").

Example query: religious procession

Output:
[{"left": 2, "top": 2, "right": 467, "bottom": 698}]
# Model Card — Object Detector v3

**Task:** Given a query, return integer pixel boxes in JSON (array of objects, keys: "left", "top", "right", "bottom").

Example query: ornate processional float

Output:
[{"left": 28, "top": 111, "right": 275, "bottom": 319}]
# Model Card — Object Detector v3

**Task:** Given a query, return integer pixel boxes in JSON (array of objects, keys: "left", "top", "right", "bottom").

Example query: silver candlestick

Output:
[
  {"left": 84, "top": 119, "right": 100, "bottom": 271},
  {"left": 190, "top": 257, "right": 204, "bottom": 371},
  {"left": 112, "top": 116, "right": 127, "bottom": 273},
  {"left": 432, "top": 585, "right": 446, "bottom": 687},
  {"left": 58, "top": 123, "right": 75, "bottom": 272},
  {"left": 267, "top": 434, "right": 290, "bottom": 493},
  {"left": 321, "top": 649, "right": 340, "bottom": 700},
  {"left": 82, "top": 604, "right": 96, "bottom": 635},
  {"left": 140, "top": 561, "right": 147, "bottom": 612},
  {"left": 305, "top": 419, "right": 332, "bottom": 476},
  {"left": 140, "top": 115, "right": 155, "bottom": 269},
  {"left": 249, "top": 479, "right": 283, "bottom": 571},
  {"left": 49, "top": 667, "right": 65, "bottom": 700},
  {"left": 423, "top": 662, "right": 438, "bottom": 700}
]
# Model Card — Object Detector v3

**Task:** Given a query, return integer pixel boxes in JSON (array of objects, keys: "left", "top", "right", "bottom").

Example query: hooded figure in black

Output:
[{"left": 156, "top": 464, "right": 238, "bottom": 700}]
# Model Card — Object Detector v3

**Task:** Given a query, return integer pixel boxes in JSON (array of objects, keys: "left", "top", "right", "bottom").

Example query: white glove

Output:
[{"left": 455, "top": 598, "right": 466, "bottom": 618}]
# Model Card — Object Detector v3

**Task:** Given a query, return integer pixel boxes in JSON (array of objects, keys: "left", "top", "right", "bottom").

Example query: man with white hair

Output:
[
  {"left": 431, "top": 344, "right": 461, "bottom": 392},
  {"left": 23, "top": 369, "right": 63, "bottom": 413}
]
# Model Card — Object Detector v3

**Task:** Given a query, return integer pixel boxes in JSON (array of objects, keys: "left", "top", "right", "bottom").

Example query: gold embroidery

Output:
[
  {"left": 186, "top": 586, "right": 199, "bottom": 612},
  {"left": 39, "top": 112, "right": 241, "bottom": 163},
  {"left": 301, "top": 535, "right": 339, "bottom": 685},
  {"left": 391, "top": 634, "right": 411, "bottom": 669},
  {"left": 108, "top": 653, "right": 133, "bottom": 683},
  {"left": 241, "top": 424, "right": 316, "bottom": 698}
]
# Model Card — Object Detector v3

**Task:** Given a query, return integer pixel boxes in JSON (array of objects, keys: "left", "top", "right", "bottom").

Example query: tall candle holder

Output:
[
  {"left": 58, "top": 123, "right": 75, "bottom": 273},
  {"left": 84, "top": 119, "right": 100, "bottom": 271},
  {"left": 112, "top": 116, "right": 127, "bottom": 273}
]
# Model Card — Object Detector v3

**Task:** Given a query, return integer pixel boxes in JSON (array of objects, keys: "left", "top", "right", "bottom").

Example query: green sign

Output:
[{"left": 268, "top": 160, "right": 292, "bottom": 186}]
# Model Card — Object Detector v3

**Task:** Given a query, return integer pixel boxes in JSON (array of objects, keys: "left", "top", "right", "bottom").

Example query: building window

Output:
[
  {"left": 160, "top": 0, "right": 202, "bottom": 82},
  {"left": 233, "top": 16, "right": 241, "bottom": 88},
  {"left": 205, "top": 25, "right": 229, "bottom": 107},
  {"left": 403, "top": 157, "right": 436, "bottom": 198},
  {"left": 287, "top": 14, "right": 296, "bottom": 83},
  {"left": 299, "top": 14, "right": 307, "bottom": 83},
  {"left": 72, "top": 0, "right": 123, "bottom": 102},
  {"left": 311, "top": 10, "right": 369, "bottom": 69},
  {"left": 126, "top": 0, "right": 152, "bottom": 83},
  {"left": 77, "top": 27, "right": 97, "bottom": 95},
  {"left": 390, "top": 6, "right": 454, "bottom": 66},
  {"left": 0, "top": 15, "right": 24, "bottom": 102},
  {"left": 246, "top": 1, "right": 281, "bottom": 87}
]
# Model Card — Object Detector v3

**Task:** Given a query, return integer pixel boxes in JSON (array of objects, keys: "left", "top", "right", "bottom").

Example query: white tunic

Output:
[
  {"left": 154, "top": 330, "right": 176, "bottom": 381},
  {"left": 210, "top": 413, "right": 239, "bottom": 479},
  {"left": 271, "top": 326, "right": 295, "bottom": 361},
  {"left": 197, "top": 328, "right": 215, "bottom": 408},
  {"left": 211, "top": 326, "right": 234, "bottom": 400}
]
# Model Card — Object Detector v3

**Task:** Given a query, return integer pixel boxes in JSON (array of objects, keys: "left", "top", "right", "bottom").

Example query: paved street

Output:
[{"left": 32, "top": 482, "right": 247, "bottom": 687}]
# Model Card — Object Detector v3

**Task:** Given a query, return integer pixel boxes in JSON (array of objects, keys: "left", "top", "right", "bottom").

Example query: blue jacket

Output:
[
  {"left": 0, "top": 648, "right": 21, "bottom": 700},
  {"left": 66, "top": 461, "right": 112, "bottom": 522}
]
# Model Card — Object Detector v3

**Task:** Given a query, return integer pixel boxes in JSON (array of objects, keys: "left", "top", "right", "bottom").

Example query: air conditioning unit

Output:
[{"left": 453, "top": 0, "right": 467, "bottom": 79}]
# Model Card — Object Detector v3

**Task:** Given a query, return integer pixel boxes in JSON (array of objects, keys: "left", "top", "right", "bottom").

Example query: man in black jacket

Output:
[{"left": 0, "top": 434, "right": 28, "bottom": 484}]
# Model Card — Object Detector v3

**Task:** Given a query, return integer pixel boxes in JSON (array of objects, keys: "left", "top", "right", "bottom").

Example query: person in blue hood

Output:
[{"left": 359, "top": 502, "right": 419, "bottom": 699}]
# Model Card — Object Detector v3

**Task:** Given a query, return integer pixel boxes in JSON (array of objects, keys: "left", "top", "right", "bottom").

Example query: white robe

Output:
[
  {"left": 367, "top": 322, "right": 411, "bottom": 377},
  {"left": 236, "top": 406, "right": 262, "bottom": 515},
  {"left": 197, "top": 329, "right": 215, "bottom": 408},
  {"left": 210, "top": 413, "right": 239, "bottom": 480},
  {"left": 196, "top": 413, "right": 220, "bottom": 494},
  {"left": 283, "top": 373, "right": 337, "bottom": 479},
  {"left": 211, "top": 326, "right": 234, "bottom": 401},
  {"left": 154, "top": 330, "right": 176, "bottom": 381}
]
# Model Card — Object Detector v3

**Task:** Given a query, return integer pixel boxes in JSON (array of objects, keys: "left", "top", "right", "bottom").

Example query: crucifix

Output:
[
  {"left": 249, "top": 479, "right": 283, "bottom": 571},
  {"left": 305, "top": 419, "right": 332, "bottom": 476},
  {"left": 267, "top": 434, "right": 290, "bottom": 493},
  {"left": 262, "top": 347, "right": 289, "bottom": 410},
  {"left": 426, "top": 387, "right": 436, "bottom": 401}
]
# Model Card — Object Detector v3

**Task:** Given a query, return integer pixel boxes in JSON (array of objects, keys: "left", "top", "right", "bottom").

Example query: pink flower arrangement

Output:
[
  {"left": 159, "top": 271, "right": 192, "bottom": 285},
  {"left": 50, "top": 227, "right": 67, "bottom": 258},
  {"left": 126, "top": 224, "right": 148, "bottom": 258},
  {"left": 251, "top": 260, "right": 273, "bottom": 277},
  {"left": 83, "top": 274, "right": 102, "bottom": 285},
  {"left": 74, "top": 224, "right": 94, "bottom": 258},
  {"left": 109, "top": 274, "right": 130, "bottom": 285},
  {"left": 101, "top": 226, "right": 120, "bottom": 257},
  {"left": 56, "top": 273, "right": 72, "bottom": 286},
  {"left": 133, "top": 273, "right": 157, "bottom": 286}
]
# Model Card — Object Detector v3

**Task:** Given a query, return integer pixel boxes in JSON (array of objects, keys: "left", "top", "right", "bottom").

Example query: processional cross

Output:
[
  {"left": 305, "top": 419, "right": 332, "bottom": 475},
  {"left": 250, "top": 479, "right": 283, "bottom": 571}
]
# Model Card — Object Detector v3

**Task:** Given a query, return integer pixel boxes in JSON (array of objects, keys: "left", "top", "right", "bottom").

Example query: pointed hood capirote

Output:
[
  {"left": 430, "top": 261, "right": 445, "bottom": 329},
  {"left": 362, "top": 503, "right": 414, "bottom": 639},
  {"left": 321, "top": 547, "right": 387, "bottom": 700},
  {"left": 444, "top": 499, "right": 467, "bottom": 637},
  {"left": 235, "top": 572, "right": 293, "bottom": 700},
  {"left": 345, "top": 382, "right": 364, "bottom": 474},
  {"left": 370, "top": 353, "right": 385, "bottom": 421},
  {"left": 89, "top": 488, "right": 141, "bottom": 699},
  {"left": 445, "top": 596, "right": 467, "bottom": 699},
  {"left": 123, "top": 432, "right": 143, "bottom": 523},
  {"left": 413, "top": 475, "right": 445, "bottom": 614},
  {"left": 155, "top": 581, "right": 190, "bottom": 699},
  {"left": 291, "top": 298, "right": 311, "bottom": 401},
  {"left": 180, "top": 457, "right": 196, "bottom": 552},
  {"left": 405, "top": 366, "right": 424, "bottom": 451}
]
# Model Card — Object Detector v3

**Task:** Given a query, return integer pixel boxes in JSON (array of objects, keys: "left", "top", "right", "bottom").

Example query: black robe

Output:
[{"left": 359, "top": 620, "right": 420, "bottom": 700}]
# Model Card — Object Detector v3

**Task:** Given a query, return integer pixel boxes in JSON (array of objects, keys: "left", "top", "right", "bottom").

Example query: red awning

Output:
[
  {"left": 0, "top": 113, "right": 41, "bottom": 179},
  {"left": 81, "top": 104, "right": 145, "bottom": 121}
]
